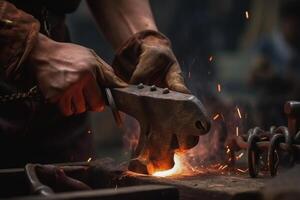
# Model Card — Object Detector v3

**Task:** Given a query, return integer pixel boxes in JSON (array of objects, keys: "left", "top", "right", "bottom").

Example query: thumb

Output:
[
  {"left": 166, "top": 64, "right": 190, "bottom": 94},
  {"left": 95, "top": 56, "right": 128, "bottom": 88}
]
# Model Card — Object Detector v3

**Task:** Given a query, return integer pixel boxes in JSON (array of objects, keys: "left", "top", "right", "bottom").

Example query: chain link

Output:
[{"left": 0, "top": 86, "right": 42, "bottom": 103}]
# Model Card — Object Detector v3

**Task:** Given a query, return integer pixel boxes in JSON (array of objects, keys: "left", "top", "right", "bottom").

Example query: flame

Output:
[
  {"left": 152, "top": 154, "right": 182, "bottom": 177},
  {"left": 123, "top": 102, "right": 249, "bottom": 177}
]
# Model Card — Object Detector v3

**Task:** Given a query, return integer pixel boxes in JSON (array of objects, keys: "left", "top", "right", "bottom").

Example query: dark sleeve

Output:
[{"left": 0, "top": 0, "right": 40, "bottom": 81}]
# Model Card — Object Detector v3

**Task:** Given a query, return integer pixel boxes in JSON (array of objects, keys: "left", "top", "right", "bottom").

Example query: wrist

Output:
[
  {"left": 27, "top": 33, "right": 58, "bottom": 65},
  {"left": 115, "top": 30, "right": 171, "bottom": 55}
]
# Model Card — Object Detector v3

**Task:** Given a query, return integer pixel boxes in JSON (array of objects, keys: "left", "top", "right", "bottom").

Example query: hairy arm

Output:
[{"left": 86, "top": 0, "right": 158, "bottom": 49}]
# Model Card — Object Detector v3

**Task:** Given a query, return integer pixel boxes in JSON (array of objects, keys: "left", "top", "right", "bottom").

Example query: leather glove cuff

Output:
[
  {"left": 0, "top": 1, "right": 40, "bottom": 82},
  {"left": 112, "top": 30, "right": 171, "bottom": 82}
]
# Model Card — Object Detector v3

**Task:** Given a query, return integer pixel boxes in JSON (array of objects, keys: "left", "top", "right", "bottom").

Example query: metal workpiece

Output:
[
  {"left": 229, "top": 101, "right": 300, "bottom": 178},
  {"left": 109, "top": 84, "right": 211, "bottom": 174}
]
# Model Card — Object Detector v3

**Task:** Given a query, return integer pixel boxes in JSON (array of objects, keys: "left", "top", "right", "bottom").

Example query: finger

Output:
[
  {"left": 83, "top": 79, "right": 105, "bottom": 112},
  {"left": 166, "top": 63, "right": 191, "bottom": 94},
  {"left": 94, "top": 55, "right": 128, "bottom": 88},
  {"left": 58, "top": 95, "right": 73, "bottom": 116},
  {"left": 71, "top": 90, "right": 86, "bottom": 114},
  {"left": 129, "top": 47, "right": 170, "bottom": 84}
]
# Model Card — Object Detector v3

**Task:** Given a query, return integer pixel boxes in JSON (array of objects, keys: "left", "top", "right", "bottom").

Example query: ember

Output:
[{"left": 152, "top": 154, "right": 182, "bottom": 177}]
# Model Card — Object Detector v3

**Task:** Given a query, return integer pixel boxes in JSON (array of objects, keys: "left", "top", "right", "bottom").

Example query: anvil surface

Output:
[{"left": 122, "top": 172, "right": 268, "bottom": 200}]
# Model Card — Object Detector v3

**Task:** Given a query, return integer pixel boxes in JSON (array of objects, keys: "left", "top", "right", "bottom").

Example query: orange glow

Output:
[
  {"left": 236, "top": 126, "right": 239, "bottom": 136},
  {"left": 152, "top": 154, "right": 182, "bottom": 177},
  {"left": 87, "top": 157, "right": 92, "bottom": 162}
]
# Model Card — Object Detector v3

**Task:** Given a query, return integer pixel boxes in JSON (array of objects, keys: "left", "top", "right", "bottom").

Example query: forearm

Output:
[
  {"left": 86, "top": 0, "right": 158, "bottom": 50},
  {"left": 0, "top": 0, "right": 40, "bottom": 81}
]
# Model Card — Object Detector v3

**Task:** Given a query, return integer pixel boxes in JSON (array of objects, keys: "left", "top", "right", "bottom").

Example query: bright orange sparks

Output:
[
  {"left": 152, "top": 154, "right": 182, "bottom": 177},
  {"left": 236, "top": 152, "right": 244, "bottom": 160},
  {"left": 217, "top": 84, "right": 221, "bottom": 92},
  {"left": 245, "top": 11, "right": 249, "bottom": 19},
  {"left": 87, "top": 157, "right": 92, "bottom": 162},
  {"left": 237, "top": 168, "right": 248, "bottom": 173},
  {"left": 236, "top": 107, "right": 242, "bottom": 119},
  {"left": 221, "top": 165, "right": 228, "bottom": 170},
  {"left": 213, "top": 114, "right": 220, "bottom": 120},
  {"left": 209, "top": 56, "right": 213, "bottom": 62},
  {"left": 236, "top": 126, "right": 239, "bottom": 136}
]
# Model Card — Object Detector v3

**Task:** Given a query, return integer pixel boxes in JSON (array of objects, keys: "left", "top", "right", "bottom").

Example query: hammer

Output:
[
  {"left": 107, "top": 84, "right": 211, "bottom": 174},
  {"left": 8, "top": 84, "right": 210, "bottom": 174}
]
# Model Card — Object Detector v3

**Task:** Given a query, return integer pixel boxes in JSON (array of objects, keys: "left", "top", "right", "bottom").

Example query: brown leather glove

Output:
[
  {"left": 0, "top": 0, "right": 40, "bottom": 81},
  {"left": 113, "top": 30, "right": 190, "bottom": 93},
  {"left": 28, "top": 34, "right": 127, "bottom": 116}
]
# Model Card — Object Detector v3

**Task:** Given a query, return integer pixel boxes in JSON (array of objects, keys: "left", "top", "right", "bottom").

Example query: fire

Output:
[{"left": 152, "top": 154, "right": 182, "bottom": 177}]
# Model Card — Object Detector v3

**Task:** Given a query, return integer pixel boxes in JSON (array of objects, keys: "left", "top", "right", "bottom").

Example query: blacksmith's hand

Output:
[
  {"left": 28, "top": 34, "right": 127, "bottom": 116},
  {"left": 113, "top": 30, "right": 190, "bottom": 94}
]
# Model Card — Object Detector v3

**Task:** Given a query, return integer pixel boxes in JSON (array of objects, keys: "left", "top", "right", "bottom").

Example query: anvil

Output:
[{"left": 106, "top": 84, "right": 211, "bottom": 174}]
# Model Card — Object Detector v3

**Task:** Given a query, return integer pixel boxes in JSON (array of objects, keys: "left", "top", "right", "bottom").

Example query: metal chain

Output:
[{"left": 0, "top": 86, "right": 41, "bottom": 103}]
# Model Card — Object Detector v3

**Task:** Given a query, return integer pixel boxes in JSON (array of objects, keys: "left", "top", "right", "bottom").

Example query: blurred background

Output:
[{"left": 66, "top": 0, "right": 300, "bottom": 161}]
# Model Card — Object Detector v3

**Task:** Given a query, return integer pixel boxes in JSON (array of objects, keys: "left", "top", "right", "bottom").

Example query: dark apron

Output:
[{"left": 0, "top": 0, "right": 94, "bottom": 168}]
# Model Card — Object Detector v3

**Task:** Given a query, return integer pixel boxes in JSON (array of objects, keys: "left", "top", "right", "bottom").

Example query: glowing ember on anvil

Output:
[
  {"left": 152, "top": 154, "right": 182, "bottom": 177},
  {"left": 123, "top": 106, "right": 248, "bottom": 177}
]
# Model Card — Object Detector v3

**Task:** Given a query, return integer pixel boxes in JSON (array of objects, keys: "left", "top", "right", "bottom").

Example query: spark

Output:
[
  {"left": 236, "top": 152, "right": 244, "bottom": 160},
  {"left": 226, "top": 148, "right": 230, "bottom": 154},
  {"left": 236, "top": 126, "right": 239, "bottom": 136},
  {"left": 245, "top": 11, "right": 249, "bottom": 19},
  {"left": 209, "top": 56, "right": 213, "bottom": 62},
  {"left": 221, "top": 165, "right": 228, "bottom": 170},
  {"left": 87, "top": 157, "right": 92, "bottom": 162},
  {"left": 236, "top": 107, "right": 242, "bottom": 119},
  {"left": 87, "top": 130, "right": 92, "bottom": 134},
  {"left": 237, "top": 168, "right": 248, "bottom": 173},
  {"left": 213, "top": 114, "right": 220, "bottom": 120},
  {"left": 217, "top": 84, "right": 221, "bottom": 92}
]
